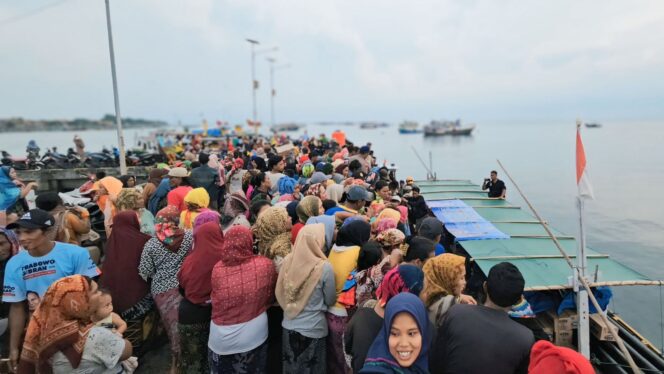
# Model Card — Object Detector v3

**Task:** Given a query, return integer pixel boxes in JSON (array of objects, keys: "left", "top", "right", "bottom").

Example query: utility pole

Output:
[
  {"left": 246, "top": 38, "right": 259, "bottom": 125},
  {"left": 266, "top": 57, "right": 290, "bottom": 129},
  {"left": 104, "top": 0, "right": 127, "bottom": 174}
]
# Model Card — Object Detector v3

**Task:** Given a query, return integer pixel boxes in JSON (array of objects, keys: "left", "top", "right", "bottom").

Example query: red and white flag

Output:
[{"left": 576, "top": 123, "right": 595, "bottom": 199}]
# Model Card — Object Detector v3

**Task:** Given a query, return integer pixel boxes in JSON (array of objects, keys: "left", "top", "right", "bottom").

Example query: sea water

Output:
[{"left": 2, "top": 120, "right": 663, "bottom": 347}]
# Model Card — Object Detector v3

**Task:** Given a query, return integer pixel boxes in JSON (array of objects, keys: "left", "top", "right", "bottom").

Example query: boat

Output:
[
  {"left": 359, "top": 122, "right": 389, "bottom": 129},
  {"left": 585, "top": 123, "right": 602, "bottom": 128},
  {"left": 270, "top": 123, "right": 303, "bottom": 132},
  {"left": 418, "top": 179, "right": 664, "bottom": 373},
  {"left": 398, "top": 121, "right": 421, "bottom": 134},
  {"left": 423, "top": 119, "right": 475, "bottom": 136}
]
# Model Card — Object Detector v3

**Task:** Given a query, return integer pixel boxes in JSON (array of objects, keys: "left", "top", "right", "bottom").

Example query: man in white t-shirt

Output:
[{"left": 2, "top": 209, "right": 100, "bottom": 372}]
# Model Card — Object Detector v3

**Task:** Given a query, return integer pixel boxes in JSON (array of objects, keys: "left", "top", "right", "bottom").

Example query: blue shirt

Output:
[
  {"left": 434, "top": 243, "right": 446, "bottom": 256},
  {"left": 2, "top": 242, "right": 99, "bottom": 303}
]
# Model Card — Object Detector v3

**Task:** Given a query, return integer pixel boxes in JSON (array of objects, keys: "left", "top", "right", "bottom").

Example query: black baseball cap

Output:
[{"left": 7, "top": 209, "right": 55, "bottom": 230}]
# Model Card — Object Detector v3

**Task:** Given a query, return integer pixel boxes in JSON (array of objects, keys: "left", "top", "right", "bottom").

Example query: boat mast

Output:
[
  {"left": 576, "top": 120, "right": 590, "bottom": 358},
  {"left": 104, "top": 0, "right": 127, "bottom": 175}
]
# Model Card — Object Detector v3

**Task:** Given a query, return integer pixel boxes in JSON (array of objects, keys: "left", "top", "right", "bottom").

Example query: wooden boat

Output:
[
  {"left": 423, "top": 119, "right": 475, "bottom": 136},
  {"left": 398, "top": 121, "right": 421, "bottom": 134},
  {"left": 418, "top": 179, "right": 664, "bottom": 373},
  {"left": 270, "top": 123, "right": 303, "bottom": 132},
  {"left": 359, "top": 122, "right": 389, "bottom": 129}
]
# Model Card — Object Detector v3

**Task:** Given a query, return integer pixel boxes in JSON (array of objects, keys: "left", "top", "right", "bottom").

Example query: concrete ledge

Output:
[{"left": 16, "top": 166, "right": 151, "bottom": 192}]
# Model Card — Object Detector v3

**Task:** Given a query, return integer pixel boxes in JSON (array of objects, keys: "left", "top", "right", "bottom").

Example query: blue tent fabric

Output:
[
  {"left": 431, "top": 199, "right": 509, "bottom": 241},
  {"left": 557, "top": 286, "right": 613, "bottom": 315}
]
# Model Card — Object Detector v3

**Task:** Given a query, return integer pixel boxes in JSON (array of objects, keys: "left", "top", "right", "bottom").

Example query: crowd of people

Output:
[{"left": 0, "top": 132, "right": 596, "bottom": 373}]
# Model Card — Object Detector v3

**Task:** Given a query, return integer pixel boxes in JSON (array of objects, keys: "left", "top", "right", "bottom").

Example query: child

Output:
[
  {"left": 92, "top": 288, "right": 127, "bottom": 336},
  {"left": 92, "top": 289, "right": 138, "bottom": 372}
]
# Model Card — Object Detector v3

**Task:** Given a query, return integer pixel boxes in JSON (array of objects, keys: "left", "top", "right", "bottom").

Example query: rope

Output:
[
  {"left": 590, "top": 358, "right": 661, "bottom": 373},
  {"left": 659, "top": 283, "right": 664, "bottom": 353}
]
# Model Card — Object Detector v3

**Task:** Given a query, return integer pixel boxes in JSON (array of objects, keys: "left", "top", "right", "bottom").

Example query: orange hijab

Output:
[{"left": 19, "top": 275, "right": 94, "bottom": 374}]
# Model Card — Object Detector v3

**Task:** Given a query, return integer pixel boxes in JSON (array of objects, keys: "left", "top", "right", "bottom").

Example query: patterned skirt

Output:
[
  {"left": 282, "top": 329, "right": 326, "bottom": 373},
  {"left": 208, "top": 340, "right": 268, "bottom": 374},
  {"left": 326, "top": 313, "right": 350, "bottom": 374},
  {"left": 153, "top": 288, "right": 183, "bottom": 358}
]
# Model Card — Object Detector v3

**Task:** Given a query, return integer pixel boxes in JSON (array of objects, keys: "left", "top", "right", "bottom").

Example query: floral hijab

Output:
[
  {"left": 420, "top": 253, "right": 466, "bottom": 307},
  {"left": 155, "top": 205, "right": 186, "bottom": 252}
]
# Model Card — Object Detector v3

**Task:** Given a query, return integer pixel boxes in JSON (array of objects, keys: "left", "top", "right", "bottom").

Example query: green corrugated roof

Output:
[
  {"left": 418, "top": 184, "right": 484, "bottom": 193},
  {"left": 415, "top": 179, "right": 472, "bottom": 186},
  {"left": 424, "top": 180, "right": 657, "bottom": 290}
]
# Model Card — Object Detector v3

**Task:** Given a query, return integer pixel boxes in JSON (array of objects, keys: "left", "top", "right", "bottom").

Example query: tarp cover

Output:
[{"left": 431, "top": 199, "right": 509, "bottom": 240}]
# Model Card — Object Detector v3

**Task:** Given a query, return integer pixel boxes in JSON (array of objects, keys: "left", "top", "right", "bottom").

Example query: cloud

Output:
[{"left": 1, "top": 0, "right": 664, "bottom": 122}]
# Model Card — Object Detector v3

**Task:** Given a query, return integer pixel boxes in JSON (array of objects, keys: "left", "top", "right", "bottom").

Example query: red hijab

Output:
[
  {"left": 528, "top": 340, "right": 594, "bottom": 374},
  {"left": 178, "top": 222, "right": 224, "bottom": 305},
  {"left": 211, "top": 226, "right": 276, "bottom": 325},
  {"left": 99, "top": 211, "right": 151, "bottom": 314}
]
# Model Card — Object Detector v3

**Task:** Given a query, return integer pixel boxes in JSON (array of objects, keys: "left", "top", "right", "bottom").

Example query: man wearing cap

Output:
[
  {"left": 329, "top": 185, "right": 372, "bottom": 223},
  {"left": 309, "top": 171, "right": 331, "bottom": 185},
  {"left": 405, "top": 176, "right": 415, "bottom": 186},
  {"left": 3, "top": 209, "right": 100, "bottom": 370},
  {"left": 266, "top": 155, "right": 286, "bottom": 194},
  {"left": 430, "top": 262, "right": 534, "bottom": 374},
  {"left": 418, "top": 217, "right": 446, "bottom": 255}
]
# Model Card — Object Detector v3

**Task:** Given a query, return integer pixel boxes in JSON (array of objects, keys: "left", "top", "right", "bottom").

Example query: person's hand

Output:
[
  {"left": 458, "top": 294, "right": 477, "bottom": 305},
  {"left": 9, "top": 348, "right": 19, "bottom": 373}
]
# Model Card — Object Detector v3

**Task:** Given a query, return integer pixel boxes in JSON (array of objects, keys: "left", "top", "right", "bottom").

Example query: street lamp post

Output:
[
  {"left": 104, "top": 0, "right": 127, "bottom": 174},
  {"left": 266, "top": 58, "right": 291, "bottom": 128},
  {"left": 246, "top": 38, "right": 259, "bottom": 125}
]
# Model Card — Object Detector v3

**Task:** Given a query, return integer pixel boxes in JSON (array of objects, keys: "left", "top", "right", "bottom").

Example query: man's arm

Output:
[
  {"left": 501, "top": 188, "right": 506, "bottom": 199},
  {"left": 9, "top": 302, "right": 27, "bottom": 373},
  {"left": 481, "top": 179, "right": 490, "bottom": 190}
]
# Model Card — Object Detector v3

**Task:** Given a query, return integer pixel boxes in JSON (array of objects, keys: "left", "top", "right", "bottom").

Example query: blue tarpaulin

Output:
[{"left": 431, "top": 199, "right": 510, "bottom": 241}]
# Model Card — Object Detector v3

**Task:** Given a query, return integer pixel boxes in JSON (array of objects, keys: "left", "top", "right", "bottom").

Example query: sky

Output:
[{"left": 1, "top": 0, "right": 663, "bottom": 125}]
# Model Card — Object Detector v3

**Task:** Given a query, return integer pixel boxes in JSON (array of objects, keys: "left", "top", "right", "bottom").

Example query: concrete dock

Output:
[{"left": 16, "top": 166, "right": 151, "bottom": 192}]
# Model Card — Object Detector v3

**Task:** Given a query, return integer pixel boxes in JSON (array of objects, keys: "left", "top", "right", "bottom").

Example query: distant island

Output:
[{"left": 0, "top": 114, "right": 168, "bottom": 133}]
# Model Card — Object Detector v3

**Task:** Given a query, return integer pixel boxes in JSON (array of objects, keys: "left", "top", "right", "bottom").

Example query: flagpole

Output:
[{"left": 576, "top": 120, "right": 591, "bottom": 358}]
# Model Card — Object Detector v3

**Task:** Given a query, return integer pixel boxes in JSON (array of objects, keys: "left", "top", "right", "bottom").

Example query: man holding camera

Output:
[{"left": 482, "top": 170, "right": 506, "bottom": 198}]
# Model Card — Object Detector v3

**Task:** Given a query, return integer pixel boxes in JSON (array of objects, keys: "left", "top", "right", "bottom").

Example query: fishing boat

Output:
[
  {"left": 398, "top": 121, "right": 421, "bottom": 134},
  {"left": 270, "top": 123, "right": 303, "bottom": 132},
  {"left": 418, "top": 179, "right": 664, "bottom": 373},
  {"left": 585, "top": 123, "right": 603, "bottom": 128},
  {"left": 359, "top": 122, "right": 389, "bottom": 129},
  {"left": 423, "top": 119, "right": 475, "bottom": 136}
]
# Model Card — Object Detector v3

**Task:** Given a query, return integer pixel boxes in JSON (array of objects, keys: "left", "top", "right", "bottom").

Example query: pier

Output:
[{"left": 16, "top": 166, "right": 150, "bottom": 192}]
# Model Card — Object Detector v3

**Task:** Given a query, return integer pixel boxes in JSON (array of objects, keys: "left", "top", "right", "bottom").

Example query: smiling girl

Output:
[{"left": 361, "top": 293, "right": 430, "bottom": 373}]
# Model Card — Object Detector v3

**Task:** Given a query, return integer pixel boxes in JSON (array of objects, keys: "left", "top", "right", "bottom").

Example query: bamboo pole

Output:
[{"left": 497, "top": 159, "right": 642, "bottom": 374}]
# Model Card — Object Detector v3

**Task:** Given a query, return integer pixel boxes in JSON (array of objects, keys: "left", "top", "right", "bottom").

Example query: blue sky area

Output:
[{"left": 1, "top": 0, "right": 663, "bottom": 124}]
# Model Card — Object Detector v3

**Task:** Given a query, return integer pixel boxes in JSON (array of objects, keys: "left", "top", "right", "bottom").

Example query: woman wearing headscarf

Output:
[
  {"left": 252, "top": 206, "right": 293, "bottom": 372},
  {"left": 346, "top": 265, "right": 425, "bottom": 374},
  {"left": 528, "top": 340, "right": 595, "bottom": 374},
  {"left": 1, "top": 227, "right": 20, "bottom": 334},
  {"left": 95, "top": 176, "right": 123, "bottom": 237},
  {"left": 305, "top": 183, "right": 327, "bottom": 200},
  {"left": 116, "top": 188, "right": 155, "bottom": 235},
  {"left": 226, "top": 158, "right": 247, "bottom": 194},
  {"left": 360, "top": 293, "right": 430, "bottom": 373},
  {"left": 420, "top": 253, "right": 476, "bottom": 330},
  {"left": 19, "top": 275, "right": 132, "bottom": 374},
  {"left": 138, "top": 206, "right": 194, "bottom": 371},
  {"left": 193, "top": 210, "right": 221, "bottom": 233},
  {"left": 208, "top": 226, "right": 277, "bottom": 373},
  {"left": 276, "top": 224, "right": 336, "bottom": 372},
  {"left": 220, "top": 192, "right": 250, "bottom": 233},
  {"left": 143, "top": 168, "right": 169, "bottom": 208},
  {"left": 100, "top": 211, "right": 152, "bottom": 319},
  {"left": 179, "top": 187, "right": 210, "bottom": 230},
  {"left": 177, "top": 222, "right": 224, "bottom": 373},
  {"left": 253, "top": 206, "right": 293, "bottom": 272},
  {"left": 293, "top": 196, "right": 322, "bottom": 244},
  {"left": 0, "top": 166, "right": 37, "bottom": 226},
  {"left": 326, "top": 183, "right": 344, "bottom": 203},
  {"left": 327, "top": 219, "right": 371, "bottom": 374}
]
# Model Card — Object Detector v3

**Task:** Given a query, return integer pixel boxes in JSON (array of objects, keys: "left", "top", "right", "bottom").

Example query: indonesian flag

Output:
[{"left": 576, "top": 122, "right": 595, "bottom": 199}]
